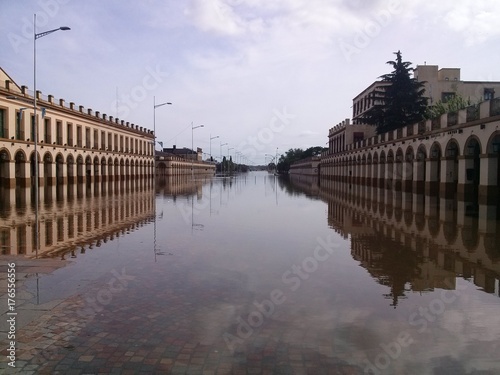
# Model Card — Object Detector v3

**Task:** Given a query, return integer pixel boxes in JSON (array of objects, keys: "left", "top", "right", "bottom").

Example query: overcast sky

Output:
[{"left": 2, "top": 0, "right": 500, "bottom": 164}]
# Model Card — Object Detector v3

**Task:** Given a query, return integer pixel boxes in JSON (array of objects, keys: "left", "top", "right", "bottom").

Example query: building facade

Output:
[
  {"left": 352, "top": 65, "right": 500, "bottom": 124},
  {"left": 0, "top": 67, "right": 155, "bottom": 188},
  {"left": 321, "top": 98, "right": 500, "bottom": 207}
]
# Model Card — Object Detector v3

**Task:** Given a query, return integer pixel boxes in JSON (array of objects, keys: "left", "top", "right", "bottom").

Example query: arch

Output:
[
  {"left": 55, "top": 153, "right": 64, "bottom": 184},
  {"left": 29, "top": 151, "right": 42, "bottom": 187},
  {"left": 442, "top": 139, "right": 460, "bottom": 197},
  {"left": 428, "top": 142, "right": 442, "bottom": 196},
  {"left": 0, "top": 149, "right": 12, "bottom": 185},
  {"left": 394, "top": 148, "right": 404, "bottom": 191},
  {"left": 414, "top": 145, "right": 427, "bottom": 193},
  {"left": 76, "top": 155, "right": 84, "bottom": 183},
  {"left": 67, "top": 154, "right": 75, "bottom": 183},
  {"left": 43, "top": 152, "right": 53, "bottom": 186},
  {"left": 463, "top": 136, "right": 481, "bottom": 204}
]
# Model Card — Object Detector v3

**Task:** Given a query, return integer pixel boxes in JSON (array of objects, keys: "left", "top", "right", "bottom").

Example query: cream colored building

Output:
[
  {"left": 352, "top": 65, "right": 500, "bottom": 124},
  {"left": 0, "top": 67, "right": 155, "bottom": 188}
]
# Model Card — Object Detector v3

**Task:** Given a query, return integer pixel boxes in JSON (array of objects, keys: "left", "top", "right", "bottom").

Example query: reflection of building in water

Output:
[
  {"left": 156, "top": 174, "right": 212, "bottom": 198},
  {"left": 0, "top": 180, "right": 154, "bottom": 258},
  {"left": 288, "top": 177, "right": 500, "bottom": 305},
  {"left": 286, "top": 174, "right": 320, "bottom": 197}
]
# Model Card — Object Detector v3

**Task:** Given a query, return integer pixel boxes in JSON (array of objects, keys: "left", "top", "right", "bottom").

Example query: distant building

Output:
[
  {"left": 326, "top": 119, "right": 376, "bottom": 155},
  {"left": 352, "top": 65, "right": 500, "bottom": 124},
  {"left": 162, "top": 145, "right": 202, "bottom": 161}
]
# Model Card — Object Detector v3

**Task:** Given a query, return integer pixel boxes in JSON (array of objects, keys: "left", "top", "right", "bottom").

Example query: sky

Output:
[{"left": 1, "top": 0, "right": 500, "bottom": 164}]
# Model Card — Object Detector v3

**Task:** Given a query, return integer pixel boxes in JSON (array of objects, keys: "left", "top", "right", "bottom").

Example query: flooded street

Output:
[{"left": 1, "top": 171, "right": 500, "bottom": 374}]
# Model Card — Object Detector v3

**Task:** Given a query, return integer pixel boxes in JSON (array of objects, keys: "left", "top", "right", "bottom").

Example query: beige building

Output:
[
  {"left": 352, "top": 65, "right": 500, "bottom": 124},
  {"left": 0, "top": 67, "right": 155, "bottom": 188},
  {"left": 326, "top": 119, "right": 376, "bottom": 155}
]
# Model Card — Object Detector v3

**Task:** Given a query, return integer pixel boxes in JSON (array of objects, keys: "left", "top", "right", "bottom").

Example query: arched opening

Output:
[
  {"left": 101, "top": 157, "right": 107, "bottom": 183},
  {"left": 0, "top": 149, "right": 11, "bottom": 187},
  {"left": 379, "top": 151, "right": 386, "bottom": 188},
  {"left": 404, "top": 147, "right": 414, "bottom": 193},
  {"left": 463, "top": 136, "right": 481, "bottom": 209},
  {"left": 85, "top": 156, "right": 92, "bottom": 184},
  {"left": 43, "top": 152, "right": 53, "bottom": 186},
  {"left": 415, "top": 145, "right": 427, "bottom": 194},
  {"left": 395, "top": 148, "right": 404, "bottom": 191},
  {"left": 67, "top": 154, "right": 75, "bottom": 184},
  {"left": 372, "top": 153, "right": 379, "bottom": 188},
  {"left": 486, "top": 132, "right": 500, "bottom": 217},
  {"left": 93, "top": 156, "right": 100, "bottom": 183},
  {"left": 443, "top": 139, "right": 459, "bottom": 198},
  {"left": 55, "top": 154, "right": 64, "bottom": 185},
  {"left": 29, "top": 151, "right": 40, "bottom": 187},
  {"left": 428, "top": 142, "right": 442, "bottom": 196},
  {"left": 76, "top": 155, "right": 84, "bottom": 184}
]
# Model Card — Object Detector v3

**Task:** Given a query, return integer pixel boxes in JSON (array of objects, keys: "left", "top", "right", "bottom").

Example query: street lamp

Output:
[
  {"left": 192, "top": 122, "right": 204, "bottom": 179},
  {"left": 210, "top": 134, "right": 219, "bottom": 162},
  {"left": 33, "top": 14, "right": 70, "bottom": 257},
  {"left": 153, "top": 96, "right": 172, "bottom": 152}
]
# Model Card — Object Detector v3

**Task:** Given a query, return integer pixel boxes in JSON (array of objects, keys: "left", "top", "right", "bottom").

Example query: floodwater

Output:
[{"left": 1, "top": 171, "right": 500, "bottom": 374}]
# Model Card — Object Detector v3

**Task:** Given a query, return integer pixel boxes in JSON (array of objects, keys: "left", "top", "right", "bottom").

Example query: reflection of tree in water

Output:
[{"left": 354, "top": 232, "right": 421, "bottom": 308}]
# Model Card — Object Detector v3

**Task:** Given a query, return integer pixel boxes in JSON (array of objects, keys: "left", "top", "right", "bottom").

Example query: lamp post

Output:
[
  {"left": 191, "top": 123, "right": 204, "bottom": 179},
  {"left": 210, "top": 134, "right": 219, "bottom": 162},
  {"left": 153, "top": 97, "right": 171, "bottom": 180},
  {"left": 153, "top": 97, "right": 172, "bottom": 152},
  {"left": 33, "top": 14, "right": 70, "bottom": 257}
]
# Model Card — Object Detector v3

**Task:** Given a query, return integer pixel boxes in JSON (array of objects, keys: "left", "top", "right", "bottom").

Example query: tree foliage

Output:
[
  {"left": 426, "top": 94, "right": 475, "bottom": 119},
  {"left": 276, "top": 146, "right": 326, "bottom": 174},
  {"left": 361, "top": 51, "right": 428, "bottom": 134}
]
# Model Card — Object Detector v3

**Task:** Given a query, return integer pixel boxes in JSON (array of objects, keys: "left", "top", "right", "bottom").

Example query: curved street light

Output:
[
  {"left": 191, "top": 123, "right": 204, "bottom": 179},
  {"left": 210, "top": 134, "right": 219, "bottom": 162},
  {"left": 33, "top": 14, "right": 70, "bottom": 258}
]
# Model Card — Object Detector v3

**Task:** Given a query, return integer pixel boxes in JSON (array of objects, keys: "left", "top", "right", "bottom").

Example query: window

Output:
[
  {"left": 85, "top": 127, "right": 91, "bottom": 148},
  {"left": 120, "top": 135, "right": 123, "bottom": 151},
  {"left": 16, "top": 112, "right": 23, "bottom": 140},
  {"left": 101, "top": 131, "right": 106, "bottom": 149},
  {"left": 441, "top": 92, "right": 455, "bottom": 103},
  {"left": 484, "top": 88, "right": 495, "bottom": 101},
  {"left": 93, "top": 129, "right": 98, "bottom": 149},
  {"left": 0, "top": 108, "right": 6, "bottom": 138},
  {"left": 76, "top": 125, "right": 82, "bottom": 147},
  {"left": 114, "top": 134, "right": 118, "bottom": 151},
  {"left": 56, "top": 121, "right": 63, "bottom": 145},
  {"left": 67, "top": 123, "right": 73, "bottom": 146},
  {"left": 30, "top": 115, "right": 38, "bottom": 141},
  {"left": 108, "top": 132, "right": 112, "bottom": 150},
  {"left": 44, "top": 118, "right": 51, "bottom": 143}
]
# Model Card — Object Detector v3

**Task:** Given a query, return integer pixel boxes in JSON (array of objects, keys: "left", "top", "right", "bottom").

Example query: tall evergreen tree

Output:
[{"left": 362, "top": 51, "right": 428, "bottom": 134}]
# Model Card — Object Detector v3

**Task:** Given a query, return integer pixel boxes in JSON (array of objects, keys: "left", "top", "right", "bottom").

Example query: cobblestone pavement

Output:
[{"left": 1, "top": 256, "right": 365, "bottom": 374}]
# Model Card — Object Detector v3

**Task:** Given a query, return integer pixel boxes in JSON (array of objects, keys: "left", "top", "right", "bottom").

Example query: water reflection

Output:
[
  {"left": 0, "top": 179, "right": 154, "bottom": 258},
  {"left": 2, "top": 172, "right": 500, "bottom": 374},
  {"left": 286, "top": 174, "right": 500, "bottom": 304}
]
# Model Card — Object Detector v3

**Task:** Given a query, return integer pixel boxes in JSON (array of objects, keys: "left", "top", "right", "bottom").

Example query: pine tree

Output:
[{"left": 362, "top": 51, "right": 428, "bottom": 134}]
